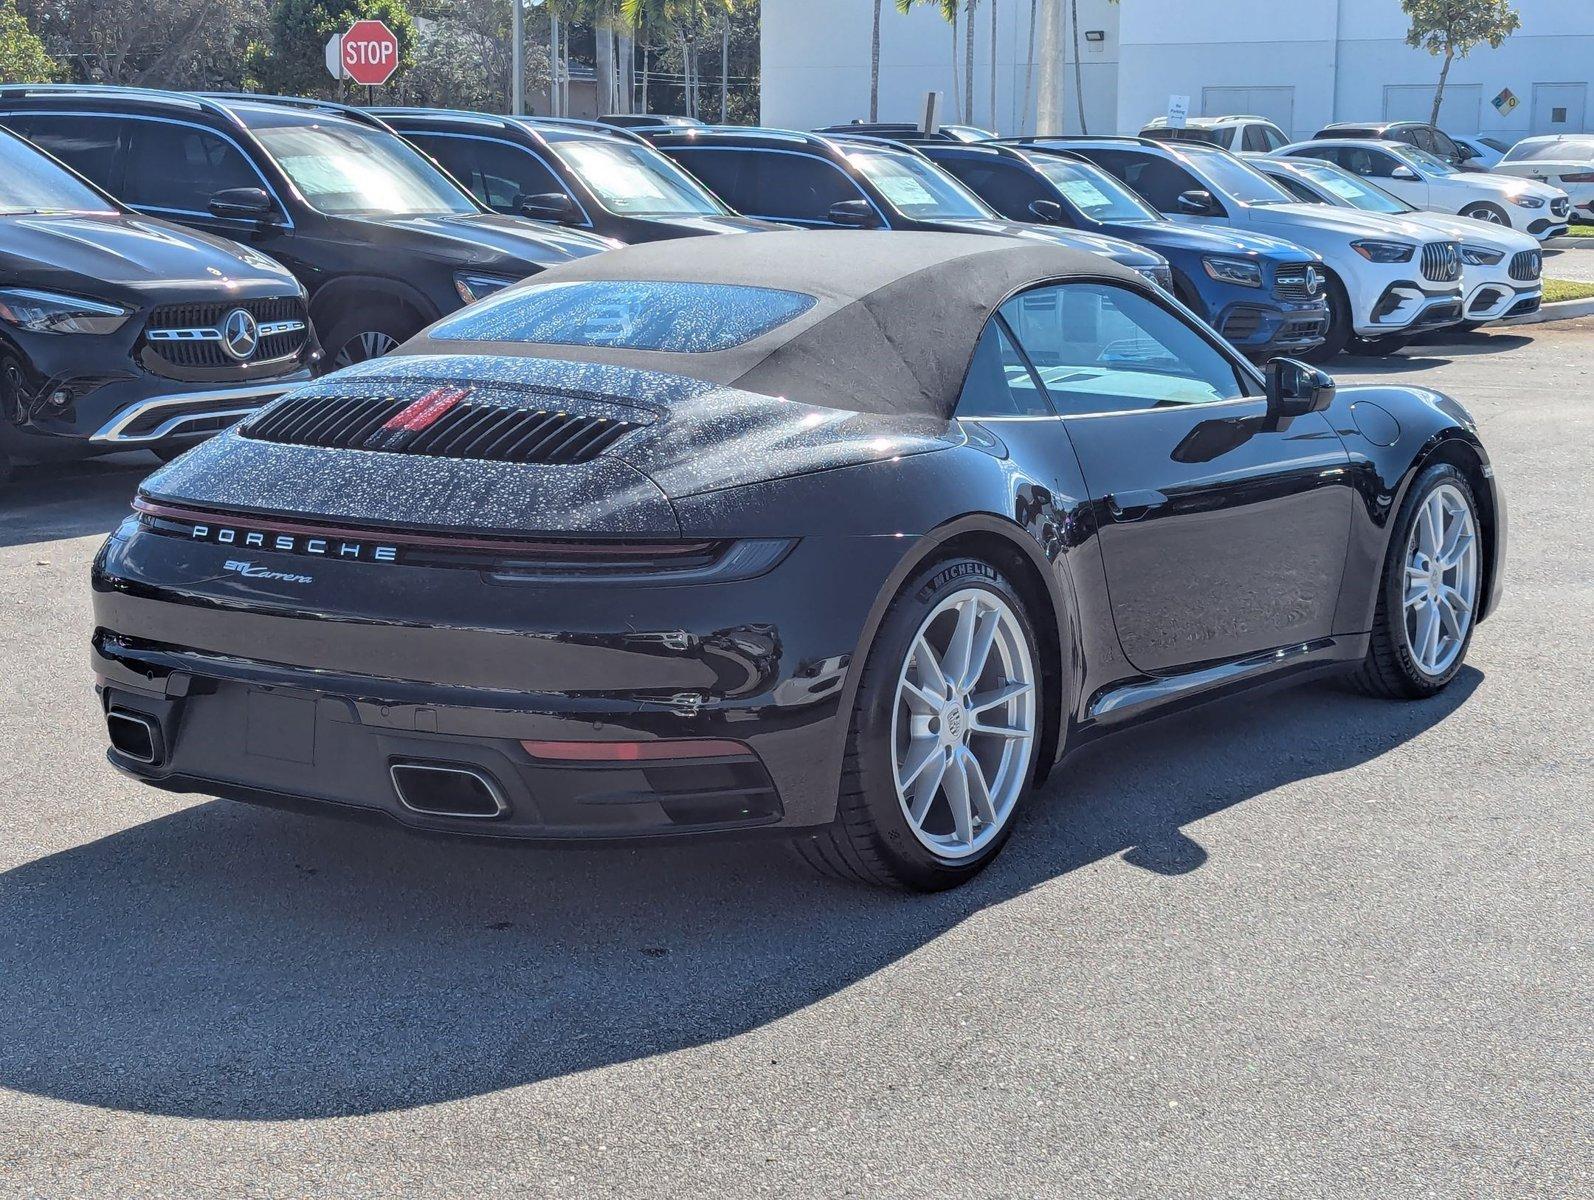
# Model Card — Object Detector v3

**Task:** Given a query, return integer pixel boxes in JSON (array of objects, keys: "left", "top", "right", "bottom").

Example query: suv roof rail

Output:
[
  {"left": 518, "top": 115, "right": 651, "bottom": 144},
  {"left": 197, "top": 92, "right": 395, "bottom": 131},
  {"left": 0, "top": 82, "right": 248, "bottom": 129},
  {"left": 993, "top": 133, "right": 1168, "bottom": 150}
]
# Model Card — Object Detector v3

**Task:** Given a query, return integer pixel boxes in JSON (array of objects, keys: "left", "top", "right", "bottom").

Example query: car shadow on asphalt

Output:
[
  {"left": 0, "top": 457, "right": 150, "bottom": 549},
  {"left": 0, "top": 667, "right": 1479, "bottom": 1120},
  {"left": 1337, "top": 328, "right": 1535, "bottom": 374}
]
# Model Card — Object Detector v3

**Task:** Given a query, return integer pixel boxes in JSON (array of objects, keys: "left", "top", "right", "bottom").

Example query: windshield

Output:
[
  {"left": 0, "top": 132, "right": 116, "bottom": 215},
  {"left": 549, "top": 139, "right": 726, "bottom": 216},
  {"left": 1030, "top": 156, "right": 1162, "bottom": 223},
  {"left": 845, "top": 148, "right": 992, "bottom": 219},
  {"left": 1402, "top": 145, "right": 1458, "bottom": 176},
  {"left": 1181, "top": 149, "right": 1295, "bottom": 204},
  {"left": 1503, "top": 136, "right": 1594, "bottom": 163},
  {"left": 1294, "top": 163, "right": 1412, "bottom": 214},
  {"left": 253, "top": 122, "right": 478, "bottom": 217},
  {"left": 428, "top": 280, "right": 816, "bottom": 352}
]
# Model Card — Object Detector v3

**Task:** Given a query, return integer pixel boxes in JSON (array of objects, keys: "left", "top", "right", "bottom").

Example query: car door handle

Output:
[{"left": 1106, "top": 490, "right": 1167, "bottom": 521}]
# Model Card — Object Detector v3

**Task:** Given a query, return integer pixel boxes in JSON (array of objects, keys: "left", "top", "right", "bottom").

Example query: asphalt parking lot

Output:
[{"left": 2, "top": 323, "right": 1589, "bottom": 1198}]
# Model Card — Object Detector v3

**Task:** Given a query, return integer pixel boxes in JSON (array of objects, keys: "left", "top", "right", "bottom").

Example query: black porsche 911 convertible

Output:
[{"left": 92, "top": 231, "right": 1503, "bottom": 890}]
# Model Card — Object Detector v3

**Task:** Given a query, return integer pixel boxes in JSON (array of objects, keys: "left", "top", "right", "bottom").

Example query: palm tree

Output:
[
  {"left": 963, "top": 0, "right": 978, "bottom": 126},
  {"left": 988, "top": 0, "right": 998, "bottom": 133},
  {"left": 1020, "top": 0, "right": 1036, "bottom": 134},
  {"left": 869, "top": 0, "right": 883, "bottom": 121},
  {"left": 1069, "top": 0, "right": 1085, "bottom": 133}
]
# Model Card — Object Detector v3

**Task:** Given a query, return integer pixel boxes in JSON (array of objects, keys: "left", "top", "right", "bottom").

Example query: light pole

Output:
[{"left": 511, "top": 0, "right": 525, "bottom": 115}]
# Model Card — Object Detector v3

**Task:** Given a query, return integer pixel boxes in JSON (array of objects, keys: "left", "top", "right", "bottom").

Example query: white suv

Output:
[
  {"left": 1141, "top": 115, "right": 1291, "bottom": 154},
  {"left": 1051, "top": 137, "right": 1463, "bottom": 358},
  {"left": 1256, "top": 156, "right": 1543, "bottom": 328},
  {"left": 1275, "top": 138, "right": 1571, "bottom": 240}
]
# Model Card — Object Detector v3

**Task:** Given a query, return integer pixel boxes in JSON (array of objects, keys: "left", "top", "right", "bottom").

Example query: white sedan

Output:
[
  {"left": 1275, "top": 138, "right": 1571, "bottom": 240},
  {"left": 1491, "top": 135, "right": 1594, "bottom": 225},
  {"left": 1256, "top": 156, "right": 1543, "bottom": 328}
]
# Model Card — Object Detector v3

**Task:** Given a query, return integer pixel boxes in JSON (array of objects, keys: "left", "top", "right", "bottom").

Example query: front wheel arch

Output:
[{"left": 1410, "top": 437, "right": 1500, "bottom": 623}]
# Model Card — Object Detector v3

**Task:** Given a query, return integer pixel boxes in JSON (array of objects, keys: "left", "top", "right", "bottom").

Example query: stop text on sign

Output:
[{"left": 338, "top": 19, "right": 399, "bottom": 86}]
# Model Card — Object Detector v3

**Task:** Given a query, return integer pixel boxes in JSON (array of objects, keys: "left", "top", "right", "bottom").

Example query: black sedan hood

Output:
[
  {"left": 357, "top": 212, "right": 616, "bottom": 271},
  {"left": 631, "top": 214, "right": 789, "bottom": 239},
  {"left": 140, "top": 354, "right": 955, "bottom": 537},
  {"left": 0, "top": 211, "right": 300, "bottom": 304}
]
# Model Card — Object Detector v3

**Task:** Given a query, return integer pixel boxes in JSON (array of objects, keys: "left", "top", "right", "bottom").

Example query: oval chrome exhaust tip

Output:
[{"left": 389, "top": 762, "right": 509, "bottom": 819}]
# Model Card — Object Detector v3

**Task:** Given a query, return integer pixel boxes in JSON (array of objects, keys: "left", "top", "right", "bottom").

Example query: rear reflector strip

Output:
[
  {"left": 520, "top": 739, "right": 754, "bottom": 762},
  {"left": 380, "top": 386, "right": 470, "bottom": 433}
]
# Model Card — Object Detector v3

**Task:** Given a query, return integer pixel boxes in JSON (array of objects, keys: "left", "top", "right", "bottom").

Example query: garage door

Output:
[
  {"left": 1201, "top": 87, "right": 1295, "bottom": 133},
  {"left": 1383, "top": 84, "right": 1482, "bottom": 131}
]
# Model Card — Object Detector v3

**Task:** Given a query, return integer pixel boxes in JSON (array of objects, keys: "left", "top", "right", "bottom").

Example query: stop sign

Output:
[{"left": 341, "top": 19, "right": 399, "bottom": 87}]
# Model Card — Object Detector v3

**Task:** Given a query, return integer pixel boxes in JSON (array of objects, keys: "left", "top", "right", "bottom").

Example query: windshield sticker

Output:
[{"left": 1055, "top": 178, "right": 1114, "bottom": 209}]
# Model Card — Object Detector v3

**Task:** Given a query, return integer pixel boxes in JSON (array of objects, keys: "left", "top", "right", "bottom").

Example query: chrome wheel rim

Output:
[
  {"left": 1403, "top": 482, "right": 1478, "bottom": 677},
  {"left": 333, "top": 330, "right": 400, "bottom": 368},
  {"left": 891, "top": 587, "right": 1036, "bottom": 860},
  {"left": 1468, "top": 206, "right": 1504, "bottom": 225}
]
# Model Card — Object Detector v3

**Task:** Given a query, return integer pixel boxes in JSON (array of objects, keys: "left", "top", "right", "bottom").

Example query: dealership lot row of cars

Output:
[{"left": 0, "top": 83, "right": 1581, "bottom": 482}]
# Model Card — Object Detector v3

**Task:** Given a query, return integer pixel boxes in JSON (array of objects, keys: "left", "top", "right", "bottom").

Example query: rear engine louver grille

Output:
[{"left": 243, "top": 392, "right": 640, "bottom": 465}]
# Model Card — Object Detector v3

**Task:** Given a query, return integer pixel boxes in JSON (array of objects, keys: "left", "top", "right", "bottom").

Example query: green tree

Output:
[
  {"left": 246, "top": 0, "right": 415, "bottom": 98},
  {"left": 0, "top": 2, "right": 63, "bottom": 81},
  {"left": 1401, "top": 0, "right": 1521, "bottom": 127}
]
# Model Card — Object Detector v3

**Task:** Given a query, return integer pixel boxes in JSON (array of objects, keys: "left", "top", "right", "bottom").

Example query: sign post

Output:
[
  {"left": 1166, "top": 94, "right": 1190, "bottom": 130},
  {"left": 338, "top": 19, "right": 400, "bottom": 89},
  {"left": 919, "top": 90, "right": 944, "bottom": 136}
]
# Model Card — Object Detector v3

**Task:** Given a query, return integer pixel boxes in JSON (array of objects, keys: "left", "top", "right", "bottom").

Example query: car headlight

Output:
[
  {"left": 1351, "top": 239, "right": 1416, "bottom": 263},
  {"left": 1509, "top": 194, "right": 1545, "bottom": 209},
  {"left": 0, "top": 287, "right": 133, "bottom": 335},
  {"left": 1135, "top": 265, "right": 1173, "bottom": 291},
  {"left": 1201, "top": 256, "right": 1263, "bottom": 287},
  {"left": 453, "top": 271, "right": 522, "bottom": 304},
  {"left": 1461, "top": 245, "right": 1505, "bottom": 266}
]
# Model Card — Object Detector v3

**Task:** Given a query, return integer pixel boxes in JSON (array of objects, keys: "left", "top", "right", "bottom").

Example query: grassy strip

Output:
[
  {"left": 1543, "top": 277, "right": 1594, "bottom": 304},
  {"left": 1569, "top": 223, "right": 1594, "bottom": 237}
]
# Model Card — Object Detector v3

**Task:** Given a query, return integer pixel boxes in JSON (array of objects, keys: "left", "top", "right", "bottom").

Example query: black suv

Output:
[
  {"left": 0, "top": 87, "right": 615, "bottom": 369},
  {"left": 647, "top": 128, "right": 1173, "bottom": 285},
  {"left": 0, "top": 126, "right": 316, "bottom": 482},
  {"left": 374, "top": 108, "right": 782, "bottom": 243},
  {"left": 1311, "top": 122, "right": 1483, "bottom": 171}
]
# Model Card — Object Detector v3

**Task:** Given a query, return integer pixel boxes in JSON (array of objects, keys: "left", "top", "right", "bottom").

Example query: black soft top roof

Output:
[{"left": 401, "top": 230, "right": 1145, "bottom": 419}]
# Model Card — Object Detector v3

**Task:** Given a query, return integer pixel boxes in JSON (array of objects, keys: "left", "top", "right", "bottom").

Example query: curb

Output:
[
  {"left": 1547, "top": 236, "right": 1594, "bottom": 249},
  {"left": 1501, "top": 295, "right": 1594, "bottom": 326}
]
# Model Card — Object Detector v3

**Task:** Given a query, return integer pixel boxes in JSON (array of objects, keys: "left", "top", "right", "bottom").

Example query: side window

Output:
[
  {"left": 123, "top": 121, "right": 259, "bottom": 213},
  {"left": 663, "top": 147, "right": 754, "bottom": 211},
  {"left": 935, "top": 159, "right": 1053, "bottom": 222},
  {"left": 410, "top": 135, "right": 565, "bottom": 211},
  {"left": 1406, "top": 127, "right": 1434, "bottom": 153},
  {"left": 4, "top": 114, "right": 128, "bottom": 193},
  {"left": 1085, "top": 150, "right": 1203, "bottom": 214},
  {"left": 1429, "top": 129, "right": 1462, "bottom": 161},
  {"left": 1333, "top": 147, "right": 1397, "bottom": 178},
  {"left": 746, "top": 151, "right": 866, "bottom": 223},
  {"left": 954, "top": 318, "right": 1052, "bottom": 418},
  {"left": 1257, "top": 124, "right": 1289, "bottom": 152},
  {"left": 1274, "top": 174, "right": 1320, "bottom": 203},
  {"left": 999, "top": 283, "right": 1246, "bottom": 416}
]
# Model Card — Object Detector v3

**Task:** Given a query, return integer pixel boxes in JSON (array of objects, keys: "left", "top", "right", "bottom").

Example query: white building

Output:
[{"left": 761, "top": 0, "right": 1593, "bottom": 142}]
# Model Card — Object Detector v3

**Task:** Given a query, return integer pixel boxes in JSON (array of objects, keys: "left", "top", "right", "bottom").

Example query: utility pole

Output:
[{"left": 1034, "top": 0, "right": 1062, "bottom": 135}]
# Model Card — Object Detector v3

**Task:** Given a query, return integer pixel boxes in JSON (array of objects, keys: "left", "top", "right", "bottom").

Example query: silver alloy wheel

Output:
[
  {"left": 1466, "top": 205, "right": 1505, "bottom": 225},
  {"left": 1403, "top": 481, "right": 1478, "bottom": 677},
  {"left": 333, "top": 330, "right": 400, "bottom": 368},
  {"left": 891, "top": 586, "right": 1037, "bottom": 860}
]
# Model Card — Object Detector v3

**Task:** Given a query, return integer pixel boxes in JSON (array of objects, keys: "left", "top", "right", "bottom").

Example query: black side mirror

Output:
[
  {"left": 827, "top": 199, "right": 881, "bottom": 228},
  {"left": 207, "top": 187, "right": 274, "bottom": 221},
  {"left": 1264, "top": 356, "right": 1336, "bottom": 430},
  {"left": 516, "top": 192, "right": 580, "bottom": 223},
  {"left": 1028, "top": 199, "right": 1066, "bottom": 224},
  {"left": 1176, "top": 188, "right": 1219, "bottom": 216}
]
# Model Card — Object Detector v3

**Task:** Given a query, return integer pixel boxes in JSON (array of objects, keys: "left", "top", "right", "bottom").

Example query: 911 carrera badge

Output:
[{"left": 223, "top": 559, "right": 312, "bottom": 585}]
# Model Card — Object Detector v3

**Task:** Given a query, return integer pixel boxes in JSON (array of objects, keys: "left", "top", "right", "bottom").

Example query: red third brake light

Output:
[
  {"left": 521, "top": 739, "right": 753, "bottom": 762},
  {"left": 382, "top": 385, "right": 470, "bottom": 432}
]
